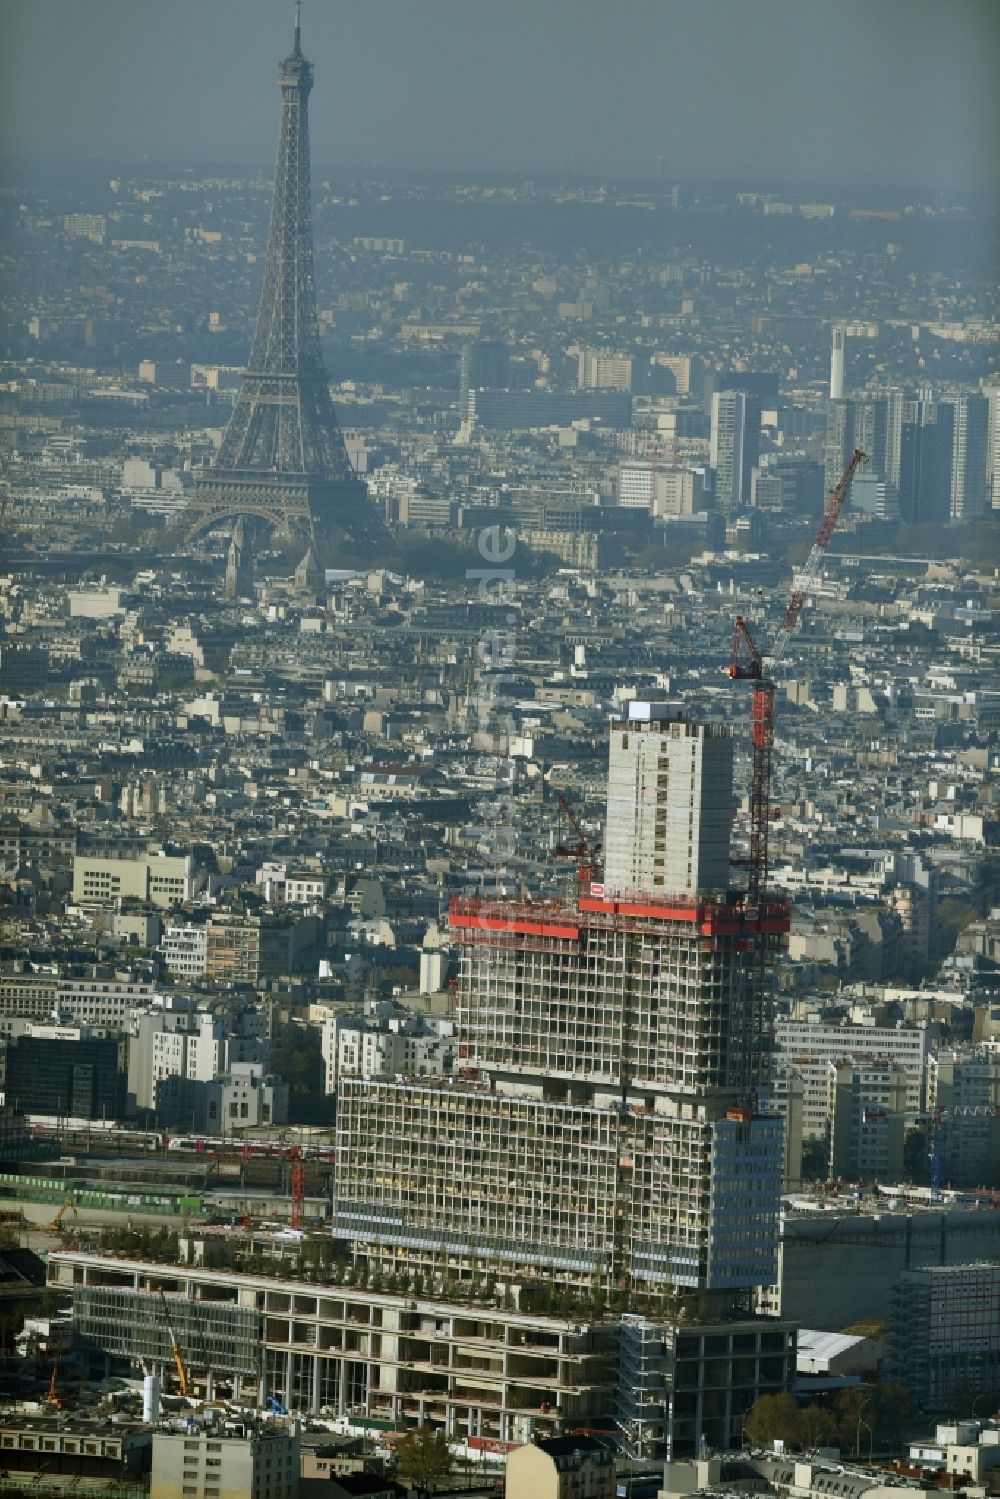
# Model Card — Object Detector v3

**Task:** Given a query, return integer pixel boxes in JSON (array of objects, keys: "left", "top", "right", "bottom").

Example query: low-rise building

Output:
[
  {"left": 150, "top": 1419, "right": 299, "bottom": 1499},
  {"left": 505, "top": 1433, "right": 615, "bottom": 1498}
]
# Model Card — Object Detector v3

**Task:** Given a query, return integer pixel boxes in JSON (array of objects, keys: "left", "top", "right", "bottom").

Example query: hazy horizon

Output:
[{"left": 2, "top": 0, "right": 999, "bottom": 194}]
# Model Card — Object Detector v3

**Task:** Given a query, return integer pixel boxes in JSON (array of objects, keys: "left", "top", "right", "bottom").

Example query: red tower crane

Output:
[
  {"left": 553, "top": 793, "right": 595, "bottom": 890},
  {"left": 729, "top": 448, "right": 866, "bottom": 903},
  {"left": 289, "top": 1145, "right": 306, "bottom": 1232}
]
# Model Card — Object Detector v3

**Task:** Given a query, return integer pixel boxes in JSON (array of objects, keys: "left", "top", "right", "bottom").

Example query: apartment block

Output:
[
  {"left": 72, "top": 851, "right": 192, "bottom": 910},
  {"left": 160, "top": 922, "right": 209, "bottom": 979},
  {"left": 826, "top": 1058, "right": 907, "bottom": 1179},
  {"left": 926, "top": 1048, "right": 1000, "bottom": 1187},
  {"left": 205, "top": 911, "right": 293, "bottom": 985},
  {"left": 774, "top": 1017, "right": 930, "bottom": 1139},
  {"left": 578, "top": 348, "right": 632, "bottom": 392}
]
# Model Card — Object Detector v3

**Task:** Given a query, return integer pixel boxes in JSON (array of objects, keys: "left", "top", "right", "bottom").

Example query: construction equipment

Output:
[
  {"left": 45, "top": 1198, "right": 78, "bottom": 1234},
  {"left": 44, "top": 1358, "right": 65, "bottom": 1409},
  {"left": 289, "top": 1145, "right": 305, "bottom": 1232},
  {"left": 729, "top": 448, "right": 866, "bottom": 902},
  {"left": 553, "top": 793, "right": 595, "bottom": 890},
  {"left": 158, "top": 1290, "right": 190, "bottom": 1398}
]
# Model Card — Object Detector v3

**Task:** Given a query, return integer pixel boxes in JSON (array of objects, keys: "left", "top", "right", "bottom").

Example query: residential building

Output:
[
  {"left": 63, "top": 213, "right": 107, "bottom": 244},
  {"left": 774, "top": 1018, "right": 930, "bottom": 1139},
  {"left": 0, "top": 973, "right": 156, "bottom": 1027},
  {"left": 205, "top": 910, "right": 293, "bottom": 985},
  {"left": 578, "top": 348, "right": 632, "bottom": 392},
  {"left": 321, "top": 1001, "right": 453, "bottom": 1094},
  {"left": 618, "top": 465, "right": 703, "bottom": 517},
  {"left": 926, "top": 1048, "right": 1000, "bottom": 1188},
  {"left": 826, "top": 1059, "right": 907, "bottom": 1180},
  {"left": 505, "top": 1434, "right": 615, "bottom": 1499},
  {"left": 160, "top": 922, "right": 209, "bottom": 979}
]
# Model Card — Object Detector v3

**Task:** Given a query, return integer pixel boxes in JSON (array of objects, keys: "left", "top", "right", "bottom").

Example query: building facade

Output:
[
  {"left": 888, "top": 1263, "right": 1000, "bottom": 1413},
  {"left": 710, "top": 390, "right": 760, "bottom": 520}
]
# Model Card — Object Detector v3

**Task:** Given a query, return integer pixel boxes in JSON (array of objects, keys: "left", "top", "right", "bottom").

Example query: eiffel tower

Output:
[{"left": 181, "top": 4, "right": 384, "bottom": 553}]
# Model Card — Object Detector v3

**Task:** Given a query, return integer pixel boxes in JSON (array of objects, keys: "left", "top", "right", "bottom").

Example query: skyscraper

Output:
[
  {"left": 985, "top": 384, "right": 1000, "bottom": 512},
  {"left": 899, "top": 400, "right": 953, "bottom": 526},
  {"left": 947, "top": 393, "right": 989, "bottom": 522},
  {"left": 181, "top": 9, "right": 383, "bottom": 552},
  {"left": 710, "top": 390, "right": 760, "bottom": 520},
  {"left": 829, "top": 327, "right": 846, "bottom": 400},
  {"left": 333, "top": 705, "right": 792, "bottom": 1456}
]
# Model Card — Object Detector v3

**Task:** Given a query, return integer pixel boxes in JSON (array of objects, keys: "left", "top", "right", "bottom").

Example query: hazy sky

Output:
[{"left": 1, "top": 0, "right": 998, "bottom": 190}]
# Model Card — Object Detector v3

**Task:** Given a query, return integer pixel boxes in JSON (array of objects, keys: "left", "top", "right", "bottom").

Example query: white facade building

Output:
[
  {"left": 160, "top": 924, "right": 208, "bottom": 979},
  {"left": 775, "top": 1018, "right": 931, "bottom": 1140},
  {"left": 603, "top": 705, "right": 733, "bottom": 898},
  {"left": 321, "top": 1002, "right": 454, "bottom": 1095}
]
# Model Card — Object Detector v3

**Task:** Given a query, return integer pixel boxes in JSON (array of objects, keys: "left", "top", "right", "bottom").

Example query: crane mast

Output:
[{"left": 730, "top": 448, "right": 866, "bottom": 903}]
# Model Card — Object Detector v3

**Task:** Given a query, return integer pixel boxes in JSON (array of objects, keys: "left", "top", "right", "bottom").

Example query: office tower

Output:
[
  {"left": 710, "top": 390, "right": 760, "bottom": 520},
  {"left": 947, "top": 393, "right": 989, "bottom": 521},
  {"left": 458, "top": 340, "right": 510, "bottom": 411},
  {"left": 829, "top": 327, "right": 845, "bottom": 400},
  {"left": 459, "top": 340, "right": 510, "bottom": 405},
  {"left": 182, "top": 11, "right": 382, "bottom": 551},
  {"left": 899, "top": 400, "right": 953, "bottom": 525},
  {"left": 224, "top": 517, "right": 254, "bottom": 601},
  {"left": 333, "top": 705, "right": 792, "bottom": 1457}
]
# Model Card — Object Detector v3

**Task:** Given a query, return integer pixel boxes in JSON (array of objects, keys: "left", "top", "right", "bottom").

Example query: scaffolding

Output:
[{"left": 333, "top": 878, "right": 788, "bottom": 1299}]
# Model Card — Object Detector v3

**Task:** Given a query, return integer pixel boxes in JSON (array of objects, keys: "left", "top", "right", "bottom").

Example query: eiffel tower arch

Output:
[{"left": 180, "top": 7, "right": 385, "bottom": 554}]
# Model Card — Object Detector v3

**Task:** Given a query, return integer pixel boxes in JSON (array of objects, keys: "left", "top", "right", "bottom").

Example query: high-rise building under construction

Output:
[{"left": 333, "top": 703, "right": 792, "bottom": 1455}]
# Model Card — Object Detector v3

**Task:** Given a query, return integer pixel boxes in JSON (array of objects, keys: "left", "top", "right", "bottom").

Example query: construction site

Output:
[{"left": 7, "top": 452, "right": 868, "bottom": 1469}]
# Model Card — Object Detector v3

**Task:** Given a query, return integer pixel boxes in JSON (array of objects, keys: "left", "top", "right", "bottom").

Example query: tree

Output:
[
  {"left": 873, "top": 1382, "right": 916, "bottom": 1450},
  {"left": 796, "top": 1404, "right": 838, "bottom": 1451},
  {"left": 394, "top": 1424, "right": 453, "bottom": 1493},
  {"left": 833, "top": 1387, "right": 873, "bottom": 1455},
  {"left": 744, "top": 1392, "right": 801, "bottom": 1447}
]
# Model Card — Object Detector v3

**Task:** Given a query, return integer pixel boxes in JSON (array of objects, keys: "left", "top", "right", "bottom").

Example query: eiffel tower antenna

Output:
[{"left": 180, "top": 5, "right": 386, "bottom": 555}]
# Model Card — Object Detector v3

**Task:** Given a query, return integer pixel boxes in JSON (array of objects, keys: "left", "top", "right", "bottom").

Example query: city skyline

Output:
[{"left": 0, "top": 0, "right": 998, "bottom": 193}]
